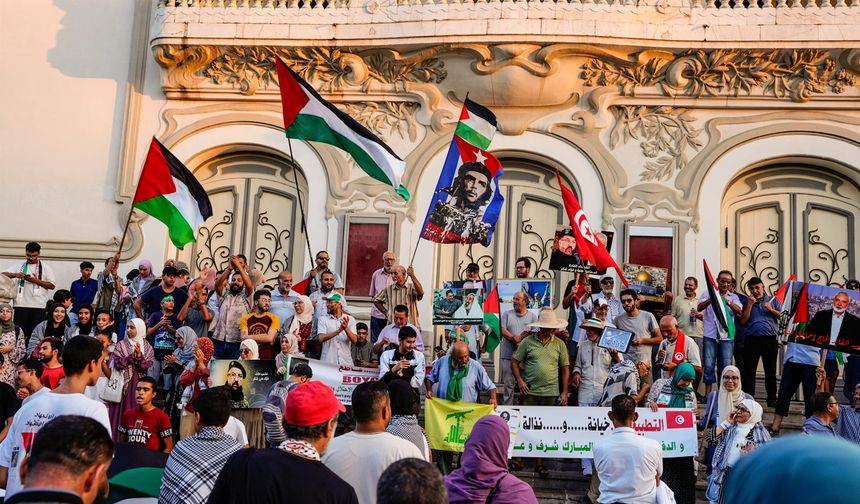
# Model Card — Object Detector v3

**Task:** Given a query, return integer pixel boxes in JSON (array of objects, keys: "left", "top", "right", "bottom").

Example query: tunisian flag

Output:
[{"left": 555, "top": 170, "right": 628, "bottom": 287}]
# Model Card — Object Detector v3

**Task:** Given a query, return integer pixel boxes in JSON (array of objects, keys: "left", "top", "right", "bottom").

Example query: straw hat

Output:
[{"left": 528, "top": 308, "right": 568, "bottom": 329}]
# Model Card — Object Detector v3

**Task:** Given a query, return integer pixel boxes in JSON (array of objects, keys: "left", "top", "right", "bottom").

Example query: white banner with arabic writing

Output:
[
  {"left": 286, "top": 356, "right": 379, "bottom": 405},
  {"left": 496, "top": 406, "right": 697, "bottom": 459}
]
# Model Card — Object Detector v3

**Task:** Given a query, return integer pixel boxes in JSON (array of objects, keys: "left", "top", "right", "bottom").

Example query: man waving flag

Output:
[
  {"left": 275, "top": 57, "right": 409, "bottom": 200},
  {"left": 555, "top": 170, "right": 627, "bottom": 286}
]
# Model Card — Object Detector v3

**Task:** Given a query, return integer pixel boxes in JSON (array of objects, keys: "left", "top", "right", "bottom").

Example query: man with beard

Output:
[
  {"left": 434, "top": 290, "right": 461, "bottom": 319},
  {"left": 134, "top": 266, "right": 188, "bottom": 320},
  {"left": 212, "top": 256, "right": 253, "bottom": 359},
  {"left": 453, "top": 291, "right": 482, "bottom": 320},
  {"left": 305, "top": 250, "right": 344, "bottom": 296},
  {"left": 373, "top": 305, "right": 424, "bottom": 355},
  {"left": 805, "top": 291, "right": 860, "bottom": 351},
  {"left": 38, "top": 337, "right": 64, "bottom": 390},
  {"left": 269, "top": 271, "right": 300, "bottom": 328},
  {"left": 318, "top": 293, "right": 357, "bottom": 367},
  {"left": 500, "top": 291, "right": 537, "bottom": 405},
  {"left": 310, "top": 271, "right": 348, "bottom": 339},
  {"left": 240, "top": 290, "right": 279, "bottom": 360},
  {"left": 425, "top": 162, "right": 494, "bottom": 243},
  {"left": 549, "top": 228, "right": 581, "bottom": 271},
  {"left": 225, "top": 361, "right": 249, "bottom": 409},
  {"left": 514, "top": 257, "right": 532, "bottom": 279},
  {"left": 613, "top": 290, "right": 661, "bottom": 387}
]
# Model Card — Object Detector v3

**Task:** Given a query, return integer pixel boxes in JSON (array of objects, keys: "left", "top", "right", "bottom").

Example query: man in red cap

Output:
[{"left": 207, "top": 381, "right": 358, "bottom": 504}]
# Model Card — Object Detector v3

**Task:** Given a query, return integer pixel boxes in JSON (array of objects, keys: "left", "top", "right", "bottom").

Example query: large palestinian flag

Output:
[
  {"left": 132, "top": 138, "right": 212, "bottom": 249},
  {"left": 275, "top": 57, "right": 409, "bottom": 200},
  {"left": 703, "top": 260, "right": 735, "bottom": 340}
]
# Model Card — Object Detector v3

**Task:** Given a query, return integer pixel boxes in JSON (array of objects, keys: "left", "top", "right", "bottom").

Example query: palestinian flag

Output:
[
  {"left": 483, "top": 280, "right": 502, "bottom": 353},
  {"left": 133, "top": 138, "right": 212, "bottom": 249},
  {"left": 775, "top": 275, "right": 796, "bottom": 343},
  {"left": 454, "top": 97, "right": 497, "bottom": 150},
  {"left": 702, "top": 260, "right": 735, "bottom": 340},
  {"left": 275, "top": 57, "right": 409, "bottom": 200},
  {"left": 789, "top": 283, "right": 809, "bottom": 341},
  {"left": 292, "top": 277, "right": 310, "bottom": 296}
]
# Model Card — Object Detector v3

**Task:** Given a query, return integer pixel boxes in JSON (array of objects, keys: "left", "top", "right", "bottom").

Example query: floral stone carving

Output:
[
  {"left": 609, "top": 106, "right": 704, "bottom": 182},
  {"left": 582, "top": 49, "right": 856, "bottom": 103}
]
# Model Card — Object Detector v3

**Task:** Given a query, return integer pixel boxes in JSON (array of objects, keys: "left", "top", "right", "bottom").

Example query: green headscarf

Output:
[
  {"left": 446, "top": 356, "right": 469, "bottom": 402},
  {"left": 0, "top": 303, "right": 14, "bottom": 334},
  {"left": 668, "top": 362, "right": 695, "bottom": 408}
]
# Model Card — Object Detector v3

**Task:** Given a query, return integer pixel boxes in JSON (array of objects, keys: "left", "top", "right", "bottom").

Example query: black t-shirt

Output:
[
  {"left": 0, "top": 382, "right": 21, "bottom": 421},
  {"left": 207, "top": 448, "right": 359, "bottom": 504},
  {"left": 139, "top": 285, "right": 189, "bottom": 320}
]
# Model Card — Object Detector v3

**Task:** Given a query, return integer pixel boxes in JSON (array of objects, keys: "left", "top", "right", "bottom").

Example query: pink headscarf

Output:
[{"left": 445, "top": 415, "right": 538, "bottom": 504}]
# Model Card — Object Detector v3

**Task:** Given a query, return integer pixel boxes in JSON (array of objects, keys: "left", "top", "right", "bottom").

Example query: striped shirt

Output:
[
  {"left": 836, "top": 405, "right": 860, "bottom": 444},
  {"left": 159, "top": 426, "right": 241, "bottom": 504},
  {"left": 373, "top": 283, "right": 421, "bottom": 329}
]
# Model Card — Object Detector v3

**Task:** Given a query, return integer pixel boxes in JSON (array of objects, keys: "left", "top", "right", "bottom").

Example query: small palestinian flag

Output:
[
  {"left": 275, "top": 57, "right": 409, "bottom": 200},
  {"left": 454, "top": 97, "right": 497, "bottom": 150},
  {"left": 133, "top": 138, "right": 212, "bottom": 249},
  {"left": 483, "top": 280, "right": 502, "bottom": 353},
  {"left": 789, "top": 283, "right": 810, "bottom": 341},
  {"left": 292, "top": 277, "right": 311, "bottom": 296},
  {"left": 703, "top": 260, "right": 735, "bottom": 341}
]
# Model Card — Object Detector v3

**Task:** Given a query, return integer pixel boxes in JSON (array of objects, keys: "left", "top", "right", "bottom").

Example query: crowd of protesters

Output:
[{"left": 0, "top": 241, "right": 858, "bottom": 504}]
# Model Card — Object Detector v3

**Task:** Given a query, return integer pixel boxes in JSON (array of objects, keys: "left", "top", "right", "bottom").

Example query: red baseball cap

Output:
[{"left": 285, "top": 381, "right": 345, "bottom": 426}]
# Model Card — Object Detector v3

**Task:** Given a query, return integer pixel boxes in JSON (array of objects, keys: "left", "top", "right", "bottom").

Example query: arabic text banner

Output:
[
  {"left": 496, "top": 406, "right": 697, "bottom": 459},
  {"left": 425, "top": 398, "right": 495, "bottom": 452}
]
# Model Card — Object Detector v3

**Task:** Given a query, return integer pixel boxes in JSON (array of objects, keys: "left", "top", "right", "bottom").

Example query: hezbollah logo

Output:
[{"left": 443, "top": 408, "right": 475, "bottom": 446}]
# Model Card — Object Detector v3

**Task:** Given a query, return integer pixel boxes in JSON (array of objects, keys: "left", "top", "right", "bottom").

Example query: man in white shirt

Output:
[
  {"left": 590, "top": 276, "right": 624, "bottom": 322},
  {"left": 594, "top": 394, "right": 663, "bottom": 504},
  {"left": 269, "top": 271, "right": 301, "bottom": 324},
  {"left": 373, "top": 305, "right": 424, "bottom": 355},
  {"left": 0, "top": 336, "right": 111, "bottom": 498},
  {"left": 3, "top": 242, "right": 56, "bottom": 337},
  {"left": 318, "top": 292, "right": 357, "bottom": 366},
  {"left": 322, "top": 381, "right": 423, "bottom": 504}
]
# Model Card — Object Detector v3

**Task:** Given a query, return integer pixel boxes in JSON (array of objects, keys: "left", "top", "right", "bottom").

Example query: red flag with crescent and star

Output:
[{"left": 556, "top": 169, "right": 628, "bottom": 287}]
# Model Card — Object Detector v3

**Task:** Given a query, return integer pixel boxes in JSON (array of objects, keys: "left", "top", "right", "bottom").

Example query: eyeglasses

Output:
[
  {"left": 240, "top": 349, "right": 252, "bottom": 355},
  {"left": 621, "top": 299, "right": 635, "bottom": 304},
  {"left": 723, "top": 375, "right": 739, "bottom": 381},
  {"left": 317, "top": 256, "right": 329, "bottom": 261}
]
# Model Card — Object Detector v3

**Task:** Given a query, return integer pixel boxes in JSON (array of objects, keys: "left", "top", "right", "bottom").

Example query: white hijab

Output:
[
  {"left": 239, "top": 339, "right": 259, "bottom": 360},
  {"left": 718, "top": 365, "right": 745, "bottom": 422},
  {"left": 291, "top": 295, "right": 313, "bottom": 326},
  {"left": 127, "top": 318, "right": 147, "bottom": 347},
  {"left": 727, "top": 398, "right": 764, "bottom": 465}
]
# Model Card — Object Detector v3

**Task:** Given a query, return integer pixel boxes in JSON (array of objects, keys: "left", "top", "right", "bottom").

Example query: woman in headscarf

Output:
[
  {"left": 284, "top": 295, "right": 314, "bottom": 357},
  {"left": 647, "top": 361, "right": 697, "bottom": 504},
  {"left": 64, "top": 305, "right": 95, "bottom": 341},
  {"left": 0, "top": 303, "right": 25, "bottom": 387},
  {"left": 239, "top": 339, "right": 259, "bottom": 360},
  {"left": 386, "top": 380, "right": 430, "bottom": 461},
  {"left": 162, "top": 326, "right": 198, "bottom": 423},
  {"left": 128, "top": 260, "right": 156, "bottom": 299},
  {"left": 707, "top": 398, "right": 770, "bottom": 504},
  {"left": 178, "top": 336, "right": 215, "bottom": 439},
  {"left": 107, "top": 317, "right": 155, "bottom": 440},
  {"left": 445, "top": 415, "right": 538, "bottom": 504},
  {"left": 28, "top": 303, "right": 69, "bottom": 356},
  {"left": 720, "top": 435, "right": 860, "bottom": 504},
  {"left": 698, "top": 365, "right": 752, "bottom": 475}
]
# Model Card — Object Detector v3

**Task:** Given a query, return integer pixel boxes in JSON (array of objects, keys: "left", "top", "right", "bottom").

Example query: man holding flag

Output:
[{"left": 698, "top": 268, "right": 743, "bottom": 397}]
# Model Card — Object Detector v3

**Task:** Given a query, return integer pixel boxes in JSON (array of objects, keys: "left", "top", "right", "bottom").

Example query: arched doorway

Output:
[
  {"left": 179, "top": 150, "right": 309, "bottom": 284},
  {"left": 721, "top": 164, "right": 860, "bottom": 290}
]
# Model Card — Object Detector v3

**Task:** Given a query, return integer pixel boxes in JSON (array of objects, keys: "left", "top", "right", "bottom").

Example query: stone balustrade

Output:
[{"left": 153, "top": 0, "right": 860, "bottom": 45}]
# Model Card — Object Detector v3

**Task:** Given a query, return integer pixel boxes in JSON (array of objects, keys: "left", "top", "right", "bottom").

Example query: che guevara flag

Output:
[
  {"left": 555, "top": 170, "right": 628, "bottom": 286},
  {"left": 703, "top": 260, "right": 736, "bottom": 341},
  {"left": 275, "top": 57, "right": 409, "bottom": 200},
  {"left": 132, "top": 138, "right": 212, "bottom": 249},
  {"left": 420, "top": 99, "right": 503, "bottom": 246}
]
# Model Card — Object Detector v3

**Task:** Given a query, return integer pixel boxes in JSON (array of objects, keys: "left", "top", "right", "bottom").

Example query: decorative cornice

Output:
[{"left": 582, "top": 48, "right": 858, "bottom": 103}]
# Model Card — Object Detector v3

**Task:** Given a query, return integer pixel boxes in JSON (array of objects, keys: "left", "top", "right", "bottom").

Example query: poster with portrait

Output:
[
  {"left": 621, "top": 263, "right": 669, "bottom": 303},
  {"left": 209, "top": 359, "right": 277, "bottom": 409},
  {"left": 497, "top": 279, "right": 553, "bottom": 316},
  {"left": 549, "top": 226, "right": 615, "bottom": 274},
  {"left": 598, "top": 327, "right": 634, "bottom": 354},
  {"left": 791, "top": 282, "right": 860, "bottom": 355},
  {"left": 433, "top": 286, "right": 484, "bottom": 325}
]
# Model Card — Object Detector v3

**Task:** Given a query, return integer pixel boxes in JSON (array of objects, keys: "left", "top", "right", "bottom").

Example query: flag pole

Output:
[
  {"left": 116, "top": 206, "right": 134, "bottom": 262},
  {"left": 409, "top": 234, "right": 421, "bottom": 267},
  {"left": 287, "top": 137, "right": 315, "bottom": 269}
]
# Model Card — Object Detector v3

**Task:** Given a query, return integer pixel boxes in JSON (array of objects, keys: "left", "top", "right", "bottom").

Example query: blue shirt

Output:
[
  {"left": 784, "top": 342, "right": 821, "bottom": 366},
  {"left": 70, "top": 278, "right": 99, "bottom": 312},
  {"left": 427, "top": 357, "right": 495, "bottom": 403},
  {"left": 802, "top": 415, "right": 836, "bottom": 437},
  {"left": 744, "top": 295, "right": 781, "bottom": 338}
]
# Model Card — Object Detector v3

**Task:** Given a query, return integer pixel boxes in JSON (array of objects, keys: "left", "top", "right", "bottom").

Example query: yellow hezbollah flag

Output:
[{"left": 425, "top": 398, "right": 494, "bottom": 452}]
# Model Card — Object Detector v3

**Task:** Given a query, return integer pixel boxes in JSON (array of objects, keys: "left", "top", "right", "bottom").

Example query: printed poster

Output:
[
  {"left": 432, "top": 286, "right": 484, "bottom": 325},
  {"left": 209, "top": 359, "right": 276, "bottom": 409},
  {"left": 622, "top": 263, "right": 669, "bottom": 303},
  {"left": 286, "top": 356, "right": 379, "bottom": 405},
  {"left": 497, "top": 279, "right": 553, "bottom": 316},
  {"left": 425, "top": 398, "right": 495, "bottom": 452}
]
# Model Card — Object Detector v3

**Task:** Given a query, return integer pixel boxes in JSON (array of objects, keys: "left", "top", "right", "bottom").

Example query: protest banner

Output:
[
  {"left": 209, "top": 359, "right": 276, "bottom": 409},
  {"left": 432, "top": 286, "right": 484, "bottom": 325},
  {"left": 497, "top": 279, "right": 553, "bottom": 316},
  {"left": 425, "top": 398, "right": 495, "bottom": 452},
  {"left": 496, "top": 406, "right": 697, "bottom": 459},
  {"left": 286, "top": 356, "right": 379, "bottom": 405}
]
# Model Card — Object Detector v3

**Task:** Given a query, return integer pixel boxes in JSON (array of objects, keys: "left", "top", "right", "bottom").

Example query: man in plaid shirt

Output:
[{"left": 159, "top": 387, "right": 240, "bottom": 504}]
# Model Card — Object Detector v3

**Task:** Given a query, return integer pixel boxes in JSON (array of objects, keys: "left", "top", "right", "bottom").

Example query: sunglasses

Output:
[
  {"left": 240, "top": 349, "right": 252, "bottom": 354},
  {"left": 621, "top": 299, "right": 635, "bottom": 304},
  {"left": 601, "top": 280, "right": 614, "bottom": 284}
]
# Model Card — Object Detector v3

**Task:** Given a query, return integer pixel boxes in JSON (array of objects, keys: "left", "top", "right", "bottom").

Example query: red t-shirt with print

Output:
[{"left": 119, "top": 407, "right": 173, "bottom": 451}]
